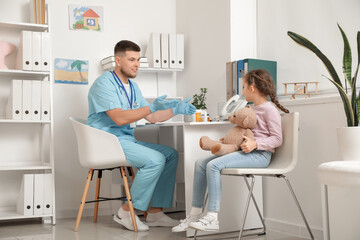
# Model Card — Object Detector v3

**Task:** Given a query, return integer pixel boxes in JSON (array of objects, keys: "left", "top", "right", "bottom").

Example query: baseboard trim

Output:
[{"left": 265, "top": 218, "right": 323, "bottom": 239}]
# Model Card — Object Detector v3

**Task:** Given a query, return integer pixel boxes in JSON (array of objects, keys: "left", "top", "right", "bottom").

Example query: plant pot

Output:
[{"left": 337, "top": 127, "right": 360, "bottom": 161}]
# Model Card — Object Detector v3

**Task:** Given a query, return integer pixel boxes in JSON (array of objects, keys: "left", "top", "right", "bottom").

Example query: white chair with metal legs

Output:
[
  {"left": 69, "top": 117, "right": 139, "bottom": 232},
  {"left": 195, "top": 112, "right": 314, "bottom": 240}
]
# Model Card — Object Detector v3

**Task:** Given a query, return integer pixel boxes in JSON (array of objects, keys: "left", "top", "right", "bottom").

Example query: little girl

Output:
[{"left": 172, "top": 69, "right": 289, "bottom": 232}]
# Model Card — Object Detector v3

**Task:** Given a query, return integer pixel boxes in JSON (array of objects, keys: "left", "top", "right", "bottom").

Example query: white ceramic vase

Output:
[{"left": 337, "top": 127, "right": 360, "bottom": 161}]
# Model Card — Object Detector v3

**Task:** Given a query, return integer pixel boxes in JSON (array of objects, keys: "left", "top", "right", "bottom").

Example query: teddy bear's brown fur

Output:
[{"left": 199, "top": 107, "right": 257, "bottom": 156}]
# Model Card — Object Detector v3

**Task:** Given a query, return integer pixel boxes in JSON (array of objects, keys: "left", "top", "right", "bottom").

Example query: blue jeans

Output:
[
  {"left": 192, "top": 150, "right": 272, "bottom": 212},
  {"left": 119, "top": 140, "right": 178, "bottom": 211}
]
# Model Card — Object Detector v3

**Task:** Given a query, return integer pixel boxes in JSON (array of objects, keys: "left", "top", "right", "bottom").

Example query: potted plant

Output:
[
  {"left": 192, "top": 88, "right": 208, "bottom": 122},
  {"left": 288, "top": 24, "right": 360, "bottom": 161}
]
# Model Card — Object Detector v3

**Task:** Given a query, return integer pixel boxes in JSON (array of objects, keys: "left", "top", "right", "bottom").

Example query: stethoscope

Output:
[{"left": 111, "top": 71, "right": 139, "bottom": 109}]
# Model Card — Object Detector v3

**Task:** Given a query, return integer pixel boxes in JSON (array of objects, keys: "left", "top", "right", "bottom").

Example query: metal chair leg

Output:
[
  {"left": 282, "top": 175, "right": 314, "bottom": 240},
  {"left": 74, "top": 169, "right": 93, "bottom": 232},
  {"left": 94, "top": 170, "right": 102, "bottom": 223},
  {"left": 243, "top": 176, "right": 266, "bottom": 234},
  {"left": 121, "top": 167, "right": 138, "bottom": 232},
  {"left": 238, "top": 175, "right": 255, "bottom": 240}
]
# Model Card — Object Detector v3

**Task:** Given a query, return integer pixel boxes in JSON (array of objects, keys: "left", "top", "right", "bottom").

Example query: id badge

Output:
[{"left": 130, "top": 122, "right": 136, "bottom": 128}]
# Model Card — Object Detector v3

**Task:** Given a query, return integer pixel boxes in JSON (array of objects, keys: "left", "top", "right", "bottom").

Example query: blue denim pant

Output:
[
  {"left": 192, "top": 150, "right": 272, "bottom": 212},
  {"left": 119, "top": 140, "right": 178, "bottom": 211}
]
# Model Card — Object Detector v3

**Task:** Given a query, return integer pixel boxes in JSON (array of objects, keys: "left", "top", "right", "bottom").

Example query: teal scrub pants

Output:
[{"left": 119, "top": 139, "right": 178, "bottom": 211}]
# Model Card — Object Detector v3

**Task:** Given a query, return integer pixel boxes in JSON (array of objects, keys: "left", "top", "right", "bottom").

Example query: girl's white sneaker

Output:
[{"left": 172, "top": 214, "right": 199, "bottom": 232}]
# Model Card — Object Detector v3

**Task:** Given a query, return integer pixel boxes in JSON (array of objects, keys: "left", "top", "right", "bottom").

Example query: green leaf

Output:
[
  {"left": 338, "top": 24, "right": 352, "bottom": 88},
  {"left": 287, "top": 31, "right": 343, "bottom": 88},
  {"left": 323, "top": 75, "right": 354, "bottom": 126}
]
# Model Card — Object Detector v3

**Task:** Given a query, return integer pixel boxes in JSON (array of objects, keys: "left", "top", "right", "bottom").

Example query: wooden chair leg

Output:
[
  {"left": 74, "top": 169, "right": 93, "bottom": 232},
  {"left": 129, "top": 167, "right": 147, "bottom": 219},
  {"left": 94, "top": 170, "right": 102, "bottom": 223},
  {"left": 121, "top": 167, "right": 138, "bottom": 232}
]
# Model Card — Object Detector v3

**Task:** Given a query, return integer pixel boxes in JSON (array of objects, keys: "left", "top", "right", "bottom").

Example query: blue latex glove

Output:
[
  {"left": 172, "top": 97, "right": 197, "bottom": 115},
  {"left": 149, "top": 95, "right": 179, "bottom": 113}
]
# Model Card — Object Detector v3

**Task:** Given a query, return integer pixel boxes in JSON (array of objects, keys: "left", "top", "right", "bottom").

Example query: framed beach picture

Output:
[
  {"left": 54, "top": 58, "right": 89, "bottom": 85},
  {"left": 69, "top": 5, "right": 103, "bottom": 31}
]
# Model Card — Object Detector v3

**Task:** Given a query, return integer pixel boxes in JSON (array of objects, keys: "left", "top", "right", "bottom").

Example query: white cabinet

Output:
[{"left": 0, "top": 18, "right": 55, "bottom": 224}]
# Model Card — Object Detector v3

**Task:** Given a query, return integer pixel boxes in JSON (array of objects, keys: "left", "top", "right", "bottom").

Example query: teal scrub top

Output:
[{"left": 87, "top": 71, "right": 149, "bottom": 141}]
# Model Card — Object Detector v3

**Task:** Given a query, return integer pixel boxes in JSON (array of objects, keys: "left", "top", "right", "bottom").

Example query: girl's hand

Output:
[{"left": 241, "top": 135, "right": 257, "bottom": 153}]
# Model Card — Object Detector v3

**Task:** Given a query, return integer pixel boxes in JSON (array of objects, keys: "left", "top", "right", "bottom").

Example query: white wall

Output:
[
  {"left": 257, "top": 0, "right": 360, "bottom": 94},
  {"left": 0, "top": 0, "right": 178, "bottom": 218}
]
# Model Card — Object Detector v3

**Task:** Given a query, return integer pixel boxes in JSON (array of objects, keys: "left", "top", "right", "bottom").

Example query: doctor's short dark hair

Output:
[{"left": 114, "top": 40, "right": 141, "bottom": 56}]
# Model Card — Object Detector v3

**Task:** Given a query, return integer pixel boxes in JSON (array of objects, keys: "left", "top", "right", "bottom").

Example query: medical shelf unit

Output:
[{"left": 0, "top": 7, "right": 56, "bottom": 224}]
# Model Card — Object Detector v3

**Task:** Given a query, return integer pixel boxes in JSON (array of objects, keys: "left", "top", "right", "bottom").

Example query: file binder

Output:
[
  {"left": 41, "top": 32, "right": 50, "bottom": 71},
  {"left": 33, "top": 174, "right": 44, "bottom": 216},
  {"left": 17, "top": 174, "right": 34, "bottom": 216},
  {"left": 16, "top": 31, "right": 33, "bottom": 71},
  {"left": 225, "top": 62, "right": 233, "bottom": 100},
  {"left": 160, "top": 33, "right": 169, "bottom": 68},
  {"left": 22, "top": 80, "right": 32, "bottom": 120},
  {"left": 31, "top": 80, "right": 41, "bottom": 120},
  {"left": 176, "top": 34, "right": 184, "bottom": 69},
  {"left": 43, "top": 174, "right": 53, "bottom": 214},
  {"left": 41, "top": 80, "right": 50, "bottom": 120},
  {"left": 237, "top": 60, "right": 245, "bottom": 96},
  {"left": 32, "top": 31, "right": 42, "bottom": 71},
  {"left": 6, "top": 80, "right": 23, "bottom": 120},
  {"left": 145, "top": 32, "right": 161, "bottom": 68},
  {"left": 232, "top": 61, "right": 238, "bottom": 97},
  {"left": 169, "top": 33, "right": 177, "bottom": 69}
]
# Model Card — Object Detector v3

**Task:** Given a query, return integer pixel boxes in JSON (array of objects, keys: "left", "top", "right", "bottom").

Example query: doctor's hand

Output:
[
  {"left": 149, "top": 95, "right": 179, "bottom": 113},
  {"left": 172, "top": 97, "right": 196, "bottom": 115},
  {"left": 240, "top": 135, "right": 257, "bottom": 153}
]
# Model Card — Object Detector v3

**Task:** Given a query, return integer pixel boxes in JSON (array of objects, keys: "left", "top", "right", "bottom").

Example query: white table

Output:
[{"left": 149, "top": 121, "right": 264, "bottom": 237}]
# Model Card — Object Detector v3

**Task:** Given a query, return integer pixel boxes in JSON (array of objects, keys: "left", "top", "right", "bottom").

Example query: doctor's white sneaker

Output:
[
  {"left": 146, "top": 212, "right": 179, "bottom": 227},
  {"left": 172, "top": 215, "right": 200, "bottom": 232},
  {"left": 113, "top": 214, "right": 149, "bottom": 231},
  {"left": 189, "top": 215, "right": 219, "bottom": 232}
]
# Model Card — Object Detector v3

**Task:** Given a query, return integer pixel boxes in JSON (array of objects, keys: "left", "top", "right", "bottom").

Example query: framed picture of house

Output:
[{"left": 69, "top": 5, "right": 103, "bottom": 31}]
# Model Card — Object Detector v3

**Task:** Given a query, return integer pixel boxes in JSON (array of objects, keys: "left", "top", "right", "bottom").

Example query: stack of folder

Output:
[
  {"left": 226, "top": 58, "right": 277, "bottom": 100},
  {"left": 16, "top": 31, "right": 51, "bottom": 72},
  {"left": 6, "top": 79, "right": 50, "bottom": 121},
  {"left": 145, "top": 32, "right": 184, "bottom": 69},
  {"left": 100, "top": 56, "right": 149, "bottom": 71},
  {"left": 17, "top": 173, "right": 53, "bottom": 216},
  {"left": 29, "top": 0, "right": 46, "bottom": 24}
]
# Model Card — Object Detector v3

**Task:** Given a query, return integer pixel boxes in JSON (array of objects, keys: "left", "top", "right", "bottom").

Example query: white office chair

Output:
[
  {"left": 195, "top": 112, "right": 314, "bottom": 240},
  {"left": 69, "top": 117, "right": 138, "bottom": 232}
]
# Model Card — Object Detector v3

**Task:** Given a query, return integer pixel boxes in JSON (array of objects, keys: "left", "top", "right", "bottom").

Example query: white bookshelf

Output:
[{"left": 0, "top": 5, "right": 56, "bottom": 225}]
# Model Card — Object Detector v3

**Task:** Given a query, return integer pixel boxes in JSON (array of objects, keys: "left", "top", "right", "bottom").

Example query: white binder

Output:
[
  {"left": 22, "top": 80, "right": 32, "bottom": 120},
  {"left": 169, "top": 33, "right": 177, "bottom": 69},
  {"left": 176, "top": 34, "right": 184, "bottom": 69},
  {"left": 16, "top": 31, "right": 32, "bottom": 71},
  {"left": 41, "top": 80, "right": 50, "bottom": 120},
  {"left": 43, "top": 174, "right": 53, "bottom": 214},
  {"left": 33, "top": 174, "right": 44, "bottom": 216},
  {"left": 145, "top": 32, "right": 161, "bottom": 68},
  {"left": 160, "top": 33, "right": 169, "bottom": 68},
  {"left": 32, "top": 31, "right": 42, "bottom": 71},
  {"left": 41, "top": 32, "right": 50, "bottom": 71},
  {"left": 6, "top": 80, "right": 23, "bottom": 120},
  {"left": 17, "top": 174, "right": 34, "bottom": 216},
  {"left": 31, "top": 80, "right": 41, "bottom": 120}
]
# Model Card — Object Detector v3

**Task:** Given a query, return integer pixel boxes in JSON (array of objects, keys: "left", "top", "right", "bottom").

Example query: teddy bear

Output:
[{"left": 199, "top": 107, "right": 257, "bottom": 156}]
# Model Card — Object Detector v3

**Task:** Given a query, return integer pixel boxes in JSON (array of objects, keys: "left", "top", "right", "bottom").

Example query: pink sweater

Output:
[{"left": 251, "top": 102, "right": 282, "bottom": 153}]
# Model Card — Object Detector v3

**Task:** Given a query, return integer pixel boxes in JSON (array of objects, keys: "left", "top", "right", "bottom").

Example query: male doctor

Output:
[{"left": 87, "top": 40, "right": 196, "bottom": 231}]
